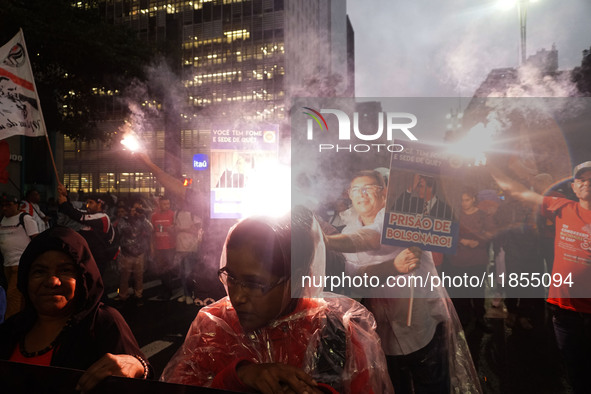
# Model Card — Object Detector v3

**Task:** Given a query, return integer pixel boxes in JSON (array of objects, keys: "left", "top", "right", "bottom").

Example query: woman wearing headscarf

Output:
[
  {"left": 161, "top": 207, "right": 394, "bottom": 393},
  {"left": 0, "top": 226, "right": 151, "bottom": 392}
]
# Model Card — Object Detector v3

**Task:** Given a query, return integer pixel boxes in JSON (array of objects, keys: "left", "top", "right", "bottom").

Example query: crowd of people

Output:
[
  {"left": 0, "top": 186, "right": 206, "bottom": 317},
  {"left": 0, "top": 158, "right": 588, "bottom": 393},
  {"left": 320, "top": 161, "right": 591, "bottom": 393}
]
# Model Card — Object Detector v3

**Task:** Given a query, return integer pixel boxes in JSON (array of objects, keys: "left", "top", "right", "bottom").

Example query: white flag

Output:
[{"left": 0, "top": 29, "right": 46, "bottom": 139}]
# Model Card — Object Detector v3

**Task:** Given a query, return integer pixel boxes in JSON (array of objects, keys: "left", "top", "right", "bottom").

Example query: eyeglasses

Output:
[
  {"left": 218, "top": 267, "right": 287, "bottom": 296},
  {"left": 348, "top": 184, "right": 384, "bottom": 198}
]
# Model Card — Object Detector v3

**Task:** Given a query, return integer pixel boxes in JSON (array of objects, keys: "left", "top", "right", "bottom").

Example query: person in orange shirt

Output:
[{"left": 491, "top": 160, "right": 591, "bottom": 394}]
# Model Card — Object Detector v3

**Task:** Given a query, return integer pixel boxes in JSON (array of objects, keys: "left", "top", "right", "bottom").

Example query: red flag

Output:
[
  {"left": 0, "top": 29, "right": 46, "bottom": 139},
  {"left": 0, "top": 140, "right": 10, "bottom": 183}
]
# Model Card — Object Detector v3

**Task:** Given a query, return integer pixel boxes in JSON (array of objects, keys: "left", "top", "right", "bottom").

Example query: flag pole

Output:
[{"left": 18, "top": 28, "right": 60, "bottom": 184}]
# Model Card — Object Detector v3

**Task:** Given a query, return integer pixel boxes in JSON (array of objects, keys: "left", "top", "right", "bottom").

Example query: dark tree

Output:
[
  {"left": 572, "top": 47, "right": 591, "bottom": 96},
  {"left": 0, "top": 0, "right": 154, "bottom": 141}
]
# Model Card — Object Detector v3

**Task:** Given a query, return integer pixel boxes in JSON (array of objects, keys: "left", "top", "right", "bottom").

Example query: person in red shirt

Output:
[
  {"left": 491, "top": 160, "right": 591, "bottom": 394},
  {"left": 150, "top": 196, "right": 176, "bottom": 300}
]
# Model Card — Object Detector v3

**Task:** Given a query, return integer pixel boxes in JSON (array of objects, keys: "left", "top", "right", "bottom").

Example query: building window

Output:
[
  {"left": 63, "top": 173, "right": 93, "bottom": 194},
  {"left": 63, "top": 174, "right": 80, "bottom": 193},
  {"left": 99, "top": 173, "right": 117, "bottom": 192}
]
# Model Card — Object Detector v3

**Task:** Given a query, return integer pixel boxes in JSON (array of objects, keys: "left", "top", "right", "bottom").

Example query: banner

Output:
[
  {"left": 210, "top": 123, "right": 279, "bottom": 219},
  {"left": 382, "top": 140, "right": 462, "bottom": 254},
  {"left": 0, "top": 29, "right": 46, "bottom": 139}
]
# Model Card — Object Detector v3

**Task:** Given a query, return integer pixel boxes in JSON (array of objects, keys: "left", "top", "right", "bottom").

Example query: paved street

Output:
[
  {"left": 104, "top": 280, "right": 206, "bottom": 378},
  {"left": 469, "top": 300, "right": 570, "bottom": 394}
]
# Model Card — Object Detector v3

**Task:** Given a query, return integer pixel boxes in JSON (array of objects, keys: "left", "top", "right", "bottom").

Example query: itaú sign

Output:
[{"left": 192, "top": 153, "right": 209, "bottom": 170}]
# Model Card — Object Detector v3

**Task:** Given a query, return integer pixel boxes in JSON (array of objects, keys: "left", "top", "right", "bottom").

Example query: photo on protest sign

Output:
[
  {"left": 382, "top": 140, "right": 463, "bottom": 254},
  {"left": 209, "top": 123, "right": 278, "bottom": 219}
]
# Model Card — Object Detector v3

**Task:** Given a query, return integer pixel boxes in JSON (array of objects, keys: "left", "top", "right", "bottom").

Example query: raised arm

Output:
[
  {"left": 325, "top": 228, "right": 381, "bottom": 253},
  {"left": 489, "top": 165, "right": 543, "bottom": 206},
  {"left": 135, "top": 152, "right": 186, "bottom": 201}
]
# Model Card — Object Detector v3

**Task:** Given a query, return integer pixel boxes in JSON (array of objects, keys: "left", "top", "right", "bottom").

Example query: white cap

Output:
[{"left": 573, "top": 161, "right": 591, "bottom": 179}]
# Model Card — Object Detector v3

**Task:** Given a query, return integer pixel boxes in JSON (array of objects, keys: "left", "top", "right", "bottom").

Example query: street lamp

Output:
[
  {"left": 498, "top": 0, "right": 540, "bottom": 64},
  {"left": 518, "top": 0, "right": 526, "bottom": 64}
]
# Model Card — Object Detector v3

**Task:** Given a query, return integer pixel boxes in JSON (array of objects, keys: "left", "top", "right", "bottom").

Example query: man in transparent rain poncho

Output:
[
  {"left": 324, "top": 170, "right": 481, "bottom": 394},
  {"left": 161, "top": 207, "right": 395, "bottom": 393}
]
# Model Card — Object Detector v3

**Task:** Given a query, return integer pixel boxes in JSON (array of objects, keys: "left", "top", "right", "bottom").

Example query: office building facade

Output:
[{"left": 62, "top": 0, "right": 354, "bottom": 197}]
